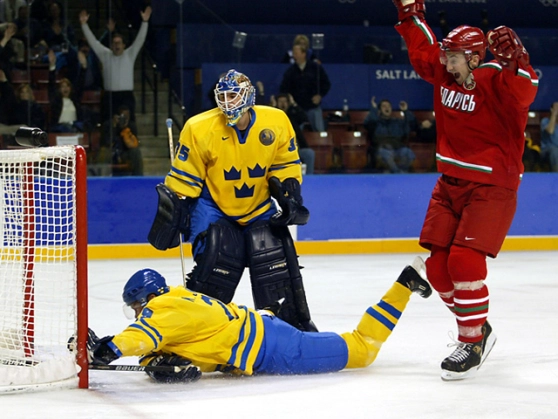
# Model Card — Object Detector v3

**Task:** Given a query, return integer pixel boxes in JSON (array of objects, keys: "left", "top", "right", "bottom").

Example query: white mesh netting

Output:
[{"left": 0, "top": 146, "right": 80, "bottom": 392}]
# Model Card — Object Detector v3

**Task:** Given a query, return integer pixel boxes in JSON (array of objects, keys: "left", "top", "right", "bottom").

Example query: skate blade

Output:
[
  {"left": 441, "top": 367, "right": 478, "bottom": 381},
  {"left": 479, "top": 333, "right": 497, "bottom": 369},
  {"left": 411, "top": 256, "right": 426, "bottom": 278}
]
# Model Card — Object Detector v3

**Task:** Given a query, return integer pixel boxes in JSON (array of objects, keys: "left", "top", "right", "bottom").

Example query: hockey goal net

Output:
[{"left": 0, "top": 145, "right": 88, "bottom": 393}]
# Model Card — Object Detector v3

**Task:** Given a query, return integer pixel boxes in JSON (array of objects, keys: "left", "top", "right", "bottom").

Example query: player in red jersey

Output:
[{"left": 390, "top": 0, "right": 538, "bottom": 380}]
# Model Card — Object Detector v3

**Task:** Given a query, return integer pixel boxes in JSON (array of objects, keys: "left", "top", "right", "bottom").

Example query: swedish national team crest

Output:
[{"left": 259, "top": 129, "right": 276, "bottom": 146}]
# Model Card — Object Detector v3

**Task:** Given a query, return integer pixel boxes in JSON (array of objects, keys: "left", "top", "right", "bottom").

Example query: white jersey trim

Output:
[{"left": 436, "top": 154, "right": 493, "bottom": 173}]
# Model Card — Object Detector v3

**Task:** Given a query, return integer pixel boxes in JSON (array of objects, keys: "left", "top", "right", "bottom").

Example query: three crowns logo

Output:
[
  {"left": 235, "top": 183, "right": 255, "bottom": 198},
  {"left": 224, "top": 166, "right": 241, "bottom": 180},
  {"left": 248, "top": 164, "right": 266, "bottom": 178}
]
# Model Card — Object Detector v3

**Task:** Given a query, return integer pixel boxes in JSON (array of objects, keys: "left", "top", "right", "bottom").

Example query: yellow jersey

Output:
[
  {"left": 165, "top": 106, "right": 302, "bottom": 225},
  {"left": 111, "top": 286, "right": 265, "bottom": 375}
]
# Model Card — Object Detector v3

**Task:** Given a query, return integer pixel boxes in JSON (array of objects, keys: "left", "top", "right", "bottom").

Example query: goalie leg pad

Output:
[
  {"left": 245, "top": 221, "right": 316, "bottom": 331},
  {"left": 186, "top": 218, "right": 246, "bottom": 304}
]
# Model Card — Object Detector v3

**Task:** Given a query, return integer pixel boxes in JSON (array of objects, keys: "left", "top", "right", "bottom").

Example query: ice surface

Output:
[{"left": 2, "top": 252, "right": 557, "bottom": 419}]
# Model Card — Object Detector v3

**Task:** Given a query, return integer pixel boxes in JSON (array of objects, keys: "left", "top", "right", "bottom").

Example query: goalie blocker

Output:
[{"left": 147, "top": 179, "right": 317, "bottom": 332}]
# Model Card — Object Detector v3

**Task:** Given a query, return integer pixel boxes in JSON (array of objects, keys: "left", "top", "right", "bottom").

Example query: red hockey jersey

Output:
[{"left": 396, "top": 17, "right": 538, "bottom": 190}]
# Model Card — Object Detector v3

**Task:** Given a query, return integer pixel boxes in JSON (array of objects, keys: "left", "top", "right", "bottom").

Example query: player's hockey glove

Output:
[
  {"left": 486, "top": 26, "right": 530, "bottom": 72},
  {"left": 268, "top": 176, "right": 310, "bottom": 226},
  {"left": 146, "top": 354, "right": 202, "bottom": 384},
  {"left": 87, "top": 328, "right": 119, "bottom": 365},
  {"left": 148, "top": 183, "right": 193, "bottom": 250},
  {"left": 392, "top": 0, "right": 425, "bottom": 23}
]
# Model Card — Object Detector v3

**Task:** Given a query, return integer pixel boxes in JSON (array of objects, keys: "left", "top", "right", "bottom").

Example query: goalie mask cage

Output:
[{"left": 0, "top": 145, "right": 88, "bottom": 393}]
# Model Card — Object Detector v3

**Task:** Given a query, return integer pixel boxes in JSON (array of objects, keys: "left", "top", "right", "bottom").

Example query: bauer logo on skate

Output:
[{"left": 440, "top": 86, "right": 477, "bottom": 112}]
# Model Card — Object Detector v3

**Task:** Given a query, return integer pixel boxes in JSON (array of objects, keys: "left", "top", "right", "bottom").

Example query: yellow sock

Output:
[{"left": 342, "top": 282, "right": 412, "bottom": 369}]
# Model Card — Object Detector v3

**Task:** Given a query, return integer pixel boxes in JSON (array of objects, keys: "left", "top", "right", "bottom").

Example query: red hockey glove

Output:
[
  {"left": 486, "top": 26, "right": 530, "bottom": 72},
  {"left": 392, "top": 0, "right": 425, "bottom": 22}
]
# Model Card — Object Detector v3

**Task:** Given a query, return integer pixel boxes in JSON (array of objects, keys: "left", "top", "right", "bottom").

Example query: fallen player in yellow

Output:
[{"left": 88, "top": 257, "right": 432, "bottom": 383}]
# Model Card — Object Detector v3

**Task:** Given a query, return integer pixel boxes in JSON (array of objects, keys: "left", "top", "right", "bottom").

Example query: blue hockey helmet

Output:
[
  {"left": 122, "top": 268, "right": 170, "bottom": 307},
  {"left": 214, "top": 69, "right": 255, "bottom": 126}
]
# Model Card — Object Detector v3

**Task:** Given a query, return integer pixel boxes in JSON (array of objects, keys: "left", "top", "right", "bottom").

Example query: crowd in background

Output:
[
  {"left": 0, "top": 0, "right": 147, "bottom": 176},
  {"left": 0, "top": 1, "right": 554, "bottom": 174}
]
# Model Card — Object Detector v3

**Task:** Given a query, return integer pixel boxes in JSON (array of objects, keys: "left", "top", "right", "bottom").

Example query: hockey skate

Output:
[
  {"left": 441, "top": 321, "right": 497, "bottom": 381},
  {"left": 396, "top": 256, "right": 432, "bottom": 298}
]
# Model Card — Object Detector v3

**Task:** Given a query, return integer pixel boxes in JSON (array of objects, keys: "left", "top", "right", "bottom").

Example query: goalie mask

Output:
[
  {"left": 440, "top": 25, "right": 487, "bottom": 64},
  {"left": 122, "top": 268, "right": 169, "bottom": 314},
  {"left": 214, "top": 69, "right": 256, "bottom": 126}
]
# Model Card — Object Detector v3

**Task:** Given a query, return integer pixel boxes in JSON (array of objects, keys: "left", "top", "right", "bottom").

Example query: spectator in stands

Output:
[
  {"left": 522, "top": 131, "right": 541, "bottom": 172},
  {"left": 0, "top": 68, "right": 22, "bottom": 136},
  {"left": 98, "top": 17, "right": 117, "bottom": 48},
  {"left": 280, "top": 42, "right": 330, "bottom": 132},
  {"left": 29, "top": 0, "right": 51, "bottom": 22},
  {"left": 40, "top": 1, "right": 75, "bottom": 71},
  {"left": 0, "top": 0, "right": 26, "bottom": 23},
  {"left": 254, "top": 80, "right": 267, "bottom": 105},
  {"left": 415, "top": 117, "right": 437, "bottom": 143},
  {"left": 41, "top": 1, "right": 75, "bottom": 54},
  {"left": 66, "top": 37, "right": 103, "bottom": 92},
  {"left": 13, "top": 5, "right": 44, "bottom": 50},
  {"left": 47, "top": 49, "right": 86, "bottom": 133},
  {"left": 0, "top": 1, "right": 25, "bottom": 63},
  {"left": 271, "top": 93, "right": 316, "bottom": 175},
  {"left": 10, "top": 83, "right": 46, "bottom": 130},
  {"left": 0, "top": 22, "right": 17, "bottom": 75},
  {"left": 282, "top": 34, "right": 317, "bottom": 65},
  {"left": 101, "top": 105, "right": 144, "bottom": 176},
  {"left": 540, "top": 101, "right": 558, "bottom": 172},
  {"left": 79, "top": 6, "right": 151, "bottom": 123},
  {"left": 364, "top": 97, "right": 416, "bottom": 173}
]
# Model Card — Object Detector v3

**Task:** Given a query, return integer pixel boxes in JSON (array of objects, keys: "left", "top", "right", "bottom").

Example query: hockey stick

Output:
[
  {"left": 89, "top": 364, "right": 189, "bottom": 373},
  {"left": 166, "top": 118, "right": 187, "bottom": 286}
]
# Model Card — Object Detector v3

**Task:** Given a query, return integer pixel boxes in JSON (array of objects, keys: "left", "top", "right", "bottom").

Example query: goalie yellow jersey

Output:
[
  {"left": 111, "top": 286, "right": 265, "bottom": 375},
  {"left": 165, "top": 106, "right": 302, "bottom": 225}
]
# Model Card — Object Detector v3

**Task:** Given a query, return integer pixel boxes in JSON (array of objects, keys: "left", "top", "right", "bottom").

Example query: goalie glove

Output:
[
  {"left": 268, "top": 176, "right": 310, "bottom": 227},
  {"left": 146, "top": 354, "right": 202, "bottom": 384},
  {"left": 148, "top": 183, "right": 193, "bottom": 250},
  {"left": 392, "top": 0, "right": 425, "bottom": 22},
  {"left": 486, "top": 26, "right": 530, "bottom": 72},
  {"left": 87, "top": 328, "right": 119, "bottom": 365}
]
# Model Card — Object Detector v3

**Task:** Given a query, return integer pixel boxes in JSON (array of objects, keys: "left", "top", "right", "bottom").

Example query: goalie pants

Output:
[
  {"left": 253, "top": 282, "right": 412, "bottom": 375},
  {"left": 188, "top": 193, "right": 278, "bottom": 257}
]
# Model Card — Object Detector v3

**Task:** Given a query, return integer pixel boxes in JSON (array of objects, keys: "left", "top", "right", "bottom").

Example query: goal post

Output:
[{"left": 0, "top": 145, "right": 88, "bottom": 393}]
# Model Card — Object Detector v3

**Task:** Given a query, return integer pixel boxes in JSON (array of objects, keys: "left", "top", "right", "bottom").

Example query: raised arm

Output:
[
  {"left": 79, "top": 10, "right": 111, "bottom": 59},
  {"left": 127, "top": 6, "right": 151, "bottom": 60},
  {"left": 486, "top": 26, "right": 538, "bottom": 107},
  {"left": 392, "top": 0, "right": 441, "bottom": 84}
]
